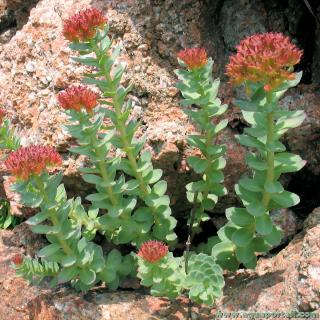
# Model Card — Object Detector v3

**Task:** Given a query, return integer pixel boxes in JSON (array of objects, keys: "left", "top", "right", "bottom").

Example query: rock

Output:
[
  {"left": 216, "top": 207, "right": 320, "bottom": 313},
  {"left": 211, "top": 208, "right": 303, "bottom": 247},
  {"left": 0, "top": 0, "right": 318, "bottom": 223},
  {"left": 219, "top": 0, "right": 267, "bottom": 52},
  {"left": 0, "top": 0, "right": 248, "bottom": 219},
  {"left": 312, "top": 14, "right": 320, "bottom": 84},
  {"left": 280, "top": 85, "right": 320, "bottom": 176},
  {"left": 0, "top": 208, "right": 319, "bottom": 318}
]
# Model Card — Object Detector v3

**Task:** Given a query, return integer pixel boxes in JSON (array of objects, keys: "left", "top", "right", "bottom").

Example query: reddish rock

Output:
[
  {"left": 0, "top": 208, "right": 319, "bottom": 319},
  {"left": 280, "top": 85, "right": 320, "bottom": 176},
  {"left": 0, "top": 0, "right": 248, "bottom": 219}
]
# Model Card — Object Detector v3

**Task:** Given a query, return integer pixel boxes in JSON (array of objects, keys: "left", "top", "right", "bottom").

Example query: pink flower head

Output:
[
  {"left": 177, "top": 48, "right": 208, "bottom": 70},
  {"left": 4, "top": 145, "right": 62, "bottom": 181},
  {"left": 63, "top": 7, "right": 107, "bottom": 42},
  {"left": 0, "top": 108, "right": 6, "bottom": 125},
  {"left": 137, "top": 240, "right": 168, "bottom": 263},
  {"left": 226, "top": 32, "right": 303, "bottom": 91},
  {"left": 57, "top": 85, "right": 99, "bottom": 113}
]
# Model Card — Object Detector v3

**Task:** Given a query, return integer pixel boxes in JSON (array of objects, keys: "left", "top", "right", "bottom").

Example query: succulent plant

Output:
[{"left": 212, "top": 33, "right": 305, "bottom": 270}]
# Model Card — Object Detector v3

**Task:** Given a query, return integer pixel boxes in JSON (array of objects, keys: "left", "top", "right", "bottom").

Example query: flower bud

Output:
[
  {"left": 4, "top": 145, "right": 62, "bottom": 180},
  {"left": 226, "top": 32, "right": 303, "bottom": 91},
  {"left": 137, "top": 240, "right": 168, "bottom": 263},
  {"left": 63, "top": 8, "right": 107, "bottom": 42},
  {"left": 11, "top": 254, "right": 23, "bottom": 266},
  {"left": 177, "top": 48, "right": 208, "bottom": 70},
  {"left": 0, "top": 108, "right": 6, "bottom": 126},
  {"left": 57, "top": 85, "right": 98, "bottom": 113}
]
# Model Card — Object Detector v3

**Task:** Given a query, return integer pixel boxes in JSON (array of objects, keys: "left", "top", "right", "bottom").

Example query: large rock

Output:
[
  {"left": 0, "top": 0, "right": 319, "bottom": 219},
  {"left": 1, "top": 208, "right": 319, "bottom": 319},
  {"left": 280, "top": 85, "right": 320, "bottom": 176},
  {"left": 0, "top": 0, "right": 248, "bottom": 218}
]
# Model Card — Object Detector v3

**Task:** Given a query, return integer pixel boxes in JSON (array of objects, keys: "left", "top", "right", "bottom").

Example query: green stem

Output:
[
  {"left": 184, "top": 191, "right": 199, "bottom": 275},
  {"left": 262, "top": 94, "right": 275, "bottom": 210},
  {"left": 79, "top": 113, "right": 118, "bottom": 206},
  {"left": 112, "top": 100, "right": 149, "bottom": 196},
  {"left": 94, "top": 41, "right": 159, "bottom": 217},
  {"left": 195, "top": 75, "right": 215, "bottom": 220},
  {"left": 35, "top": 176, "right": 73, "bottom": 255},
  {"left": 203, "top": 111, "right": 214, "bottom": 200}
]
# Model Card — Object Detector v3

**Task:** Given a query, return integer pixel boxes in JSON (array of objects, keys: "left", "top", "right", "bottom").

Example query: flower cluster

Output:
[
  {"left": 63, "top": 8, "right": 107, "bottom": 42},
  {"left": 177, "top": 48, "right": 208, "bottom": 70},
  {"left": 4, "top": 145, "right": 62, "bottom": 180},
  {"left": 137, "top": 240, "right": 168, "bottom": 263},
  {"left": 0, "top": 108, "right": 6, "bottom": 125},
  {"left": 226, "top": 32, "right": 302, "bottom": 91},
  {"left": 57, "top": 86, "right": 98, "bottom": 113}
]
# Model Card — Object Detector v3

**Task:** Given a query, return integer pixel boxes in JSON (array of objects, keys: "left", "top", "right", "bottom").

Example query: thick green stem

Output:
[
  {"left": 91, "top": 42, "right": 150, "bottom": 197},
  {"left": 35, "top": 177, "right": 73, "bottom": 255},
  {"left": 94, "top": 42, "right": 160, "bottom": 220},
  {"left": 184, "top": 192, "right": 199, "bottom": 275},
  {"left": 78, "top": 113, "right": 118, "bottom": 206},
  {"left": 203, "top": 112, "right": 214, "bottom": 200},
  {"left": 262, "top": 95, "right": 275, "bottom": 210},
  {"left": 113, "top": 102, "right": 150, "bottom": 196}
]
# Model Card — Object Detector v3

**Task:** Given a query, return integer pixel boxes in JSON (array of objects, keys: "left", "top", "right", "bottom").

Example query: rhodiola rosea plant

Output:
[
  {"left": 175, "top": 48, "right": 228, "bottom": 231},
  {"left": 4, "top": 5, "right": 307, "bottom": 309},
  {"left": 60, "top": 7, "right": 177, "bottom": 246},
  {"left": 137, "top": 33, "right": 306, "bottom": 305},
  {"left": 136, "top": 48, "right": 229, "bottom": 306},
  {"left": 6, "top": 7, "right": 176, "bottom": 292},
  {"left": 0, "top": 108, "right": 20, "bottom": 152},
  {"left": 211, "top": 33, "right": 306, "bottom": 270},
  {"left": 0, "top": 108, "right": 22, "bottom": 230}
]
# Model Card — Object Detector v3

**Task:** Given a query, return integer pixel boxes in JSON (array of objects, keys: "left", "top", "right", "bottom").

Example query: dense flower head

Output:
[
  {"left": 63, "top": 7, "right": 107, "bottom": 42},
  {"left": 137, "top": 240, "right": 168, "bottom": 263},
  {"left": 226, "top": 32, "right": 303, "bottom": 91},
  {"left": 177, "top": 48, "right": 208, "bottom": 70},
  {"left": 4, "top": 145, "right": 62, "bottom": 180},
  {"left": 57, "top": 85, "right": 99, "bottom": 113},
  {"left": 0, "top": 108, "right": 6, "bottom": 125}
]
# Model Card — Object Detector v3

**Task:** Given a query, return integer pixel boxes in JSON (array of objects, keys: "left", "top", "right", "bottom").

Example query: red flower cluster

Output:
[
  {"left": 137, "top": 240, "right": 168, "bottom": 263},
  {"left": 63, "top": 8, "right": 107, "bottom": 42},
  {"left": 226, "top": 32, "right": 303, "bottom": 91},
  {"left": 0, "top": 108, "right": 6, "bottom": 125},
  {"left": 4, "top": 145, "right": 62, "bottom": 180},
  {"left": 57, "top": 86, "right": 99, "bottom": 113},
  {"left": 177, "top": 48, "right": 208, "bottom": 70}
]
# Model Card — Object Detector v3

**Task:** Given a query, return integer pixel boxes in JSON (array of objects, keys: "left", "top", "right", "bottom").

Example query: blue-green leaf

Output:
[
  {"left": 38, "top": 244, "right": 61, "bottom": 258},
  {"left": 231, "top": 227, "right": 254, "bottom": 247},
  {"left": 255, "top": 214, "right": 273, "bottom": 235},
  {"left": 271, "top": 191, "right": 300, "bottom": 208},
  {"left": 226, "top": 207, "right": 254, "bottom": 226},
  {"left": 187, "top": 156, "right": 208, "bottom": 174}
]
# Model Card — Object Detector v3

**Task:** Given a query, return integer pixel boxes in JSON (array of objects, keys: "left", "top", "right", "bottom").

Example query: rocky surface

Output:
[
  {"left": 0, "top": 208, "right": 319, "bottom": 319},
  {"left": 1, "top": 0, "right": 319, "bottom": 220},
  {"left": 0, "top": 0, "right": 320, "bottom": 318},
  {"left": 0, "top": 0, "right": 246, "bottom": 218}
]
